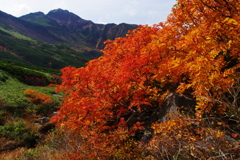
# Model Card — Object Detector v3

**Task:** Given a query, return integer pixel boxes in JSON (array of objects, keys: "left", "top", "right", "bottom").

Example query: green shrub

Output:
[
  {"left": 0, "top": 70, "right": 8, "bottom": 82},
  {"left": 0, "top": 109, "right": 7, "bottom": 125},
  {"left": 23, "top": 148, "right": 41, "bottom": 159},
  {"left": 3, "top": 98, "right": 31, "bottom": 117},
  {"left": 0, "top": 61, "right": 50, "bottom": 85},
  {"left": 0, "top": 119, "right": 39, "bottom": 147},
  {"left": 0, "top": 78, "right": 32, "bottom": 117},
  {"left": 0, "top": 75, "right": 61, "bottom": 117},
  {"left": 33, "top": 101, "right": 60, "bottom": 116}
]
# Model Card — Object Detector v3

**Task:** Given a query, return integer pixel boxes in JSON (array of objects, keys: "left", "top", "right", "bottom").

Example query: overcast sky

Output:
[{"left": 0, "top": 0, "right": 177, "bottom": 25}]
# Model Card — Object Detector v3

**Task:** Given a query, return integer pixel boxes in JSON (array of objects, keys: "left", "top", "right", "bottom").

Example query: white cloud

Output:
[
  {"left": 1, "top": 2, "right": 32, "bottom": 17},
  {"left": 15, "top": 4, "right": 33, "bottom": 16},
  {"left": 124, "top": 5, "right": 137, "bottom": 17}
]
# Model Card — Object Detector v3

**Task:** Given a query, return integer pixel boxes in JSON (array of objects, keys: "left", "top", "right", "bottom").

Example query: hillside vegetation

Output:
[
  {"left": 1, "top": 0, "right": 240, "bottom": 159},
  {"left": 0, "top": 8, "right": 137, "bottom": 159},
  {"left": 0, "top": 8, "right": 138, "bottom": 70},
  {"left": 50, "top": 0, "right": 240, "bottom": 159},
  {"left": 0, "top": 26, "right": 90, "bottom": 69},
  {"left": 0, "top": 61, "right": 63, "bottom": 155}
]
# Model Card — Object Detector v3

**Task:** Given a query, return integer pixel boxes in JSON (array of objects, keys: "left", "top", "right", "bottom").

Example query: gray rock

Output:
[{"left": 40, "top": 117, "right": 49, "bottom": 124}]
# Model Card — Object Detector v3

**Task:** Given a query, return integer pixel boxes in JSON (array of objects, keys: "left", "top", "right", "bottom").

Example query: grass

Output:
[
  {"left": 0, "top": 29, "right": 90, "bottom": 70},
  {"left": 0, "top": 60, "right": 62, "bottom": 86},
  {"left": 0, "top": 68, "right": 61, "bottom": 115},
  {"left": 0, "top": 26, "right": 36, "bottom": 42},
  {"left": 0, "top": 119, "right": 39, "bottom": 147},
  {"left": 0, "top": 67, "right": 62, "bottom": 157}
]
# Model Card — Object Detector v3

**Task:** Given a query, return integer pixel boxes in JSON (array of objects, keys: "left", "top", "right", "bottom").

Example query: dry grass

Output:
[{"left": 0, "top": 147, "right": 27, "bottom": 160}]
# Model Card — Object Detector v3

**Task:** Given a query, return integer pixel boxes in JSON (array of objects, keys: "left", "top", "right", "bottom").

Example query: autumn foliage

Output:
[
  {"left": 51, "top": 0, "right": 240, "bottom": 159},
  {"left": 24, "top": 89, "right": 52, "bottom": 105}
]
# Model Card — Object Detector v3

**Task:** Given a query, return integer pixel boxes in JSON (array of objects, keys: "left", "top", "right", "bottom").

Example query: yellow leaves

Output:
[
  {"left": 223, "top": 68, "right": 235, "bottom": 78},
  {"left": 194, "top": 127, "right": 224, "bottom": 140},
  {"left": 215, "top": 130, "right": 224, "bottom": 138},
  {"left": 181, "top": 43, "right": 187, "bottom": 48},
  {"left": 60, "top": 123, "right": 65, "bottom": 128},
  {"left": 177, "top": 83, "right": 192, "bottom": 94},
  {"left": 158, "top": 90, "right": 170, "bottom": 105},
  {"left": 205, "top": 37, "right": 211, "bottom": 41},
  {"left": 209, "top": 50, "right": 220, "bottom": 59},
  {"left": 24, "top": 89, "right": 36, "bottom": 96},
  {"left": 152, "top": 117, "right": 190, "bottom": 134},
  {"left": 223, "top": 17, "right": 238, "bottom": 26},
  {"left": 50, "top": 0, "right": 240, "bottom": 158}
]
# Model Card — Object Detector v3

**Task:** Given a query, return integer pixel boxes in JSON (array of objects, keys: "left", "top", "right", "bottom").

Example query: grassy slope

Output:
[
  {"left": 0, "top": 24, "right": 90, "bottom": 70},
  {"left": 0, "top": 63, "right": 62, "bottom": 154},
  {"left": 0, "top": 64, "right": 61, "bottom": 116},
  {"left": 0, "top": 18, "right": 95, "bottom": 158},
  {"left": 0, "top": 21, "right": 87, "bottom": 155}
]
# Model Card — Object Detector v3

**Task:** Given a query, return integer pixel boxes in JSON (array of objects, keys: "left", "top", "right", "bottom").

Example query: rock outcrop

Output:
[{"left": 118, "top": 92, "right": 196, "bottom": 143}]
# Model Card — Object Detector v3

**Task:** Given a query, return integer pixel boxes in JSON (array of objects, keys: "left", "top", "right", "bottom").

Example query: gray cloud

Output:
[{"left": 0, "top": 0, "right": 177, "bottom": 25}]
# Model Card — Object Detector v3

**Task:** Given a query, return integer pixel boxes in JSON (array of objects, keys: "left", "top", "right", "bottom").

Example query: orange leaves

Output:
[
  {"left": 232, "top": 133, "right": 238, "bottom": 138},
  {"left": 152, "top": 117, "right": 191, "bottom": 135},
  {"left": 24, "top": 89, "right": 36, "bottom": 97},
  {"left": 24, "top": 89, "right": 52, "bottom": 105},
  {"left": 51, "top": 0, "right": 240, "bottom": 158}
]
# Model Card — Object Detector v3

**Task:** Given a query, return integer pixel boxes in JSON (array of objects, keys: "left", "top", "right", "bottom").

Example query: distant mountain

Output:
[
  {"left": 0, "top": 9, "right": 138, "bottom": 69},
  {"left": 20, "top": 9, "right": 138, "bottom": 49},
  {"left": 44, "top": 9, "right": 138, "bottom": 48}
]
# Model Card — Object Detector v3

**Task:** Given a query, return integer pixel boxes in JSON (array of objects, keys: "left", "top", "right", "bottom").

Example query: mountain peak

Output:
[
  {"left": 47, "top": 8, "right": 83, "bottom": 21},
  {"left": 20, "top": 11, "right": 45, "bottom": 19},
  {"left": 0, "top": 9, "right": 137, "bottom": 54},
  {"left": 31, "top": 11, "right": 45, "bottom": 16},
  {"left": 49, "top": 9, "right": 70, "bottom": 14}
]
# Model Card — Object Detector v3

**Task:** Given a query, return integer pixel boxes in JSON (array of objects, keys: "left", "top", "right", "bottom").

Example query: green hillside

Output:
[
  {"left": 0, "top": 25, "right": 90, "bottom": 69},
  {"left": 0, "top": 8, "right": 138, "bottom": 158},
  {"left": 19, "top": 12, "right": 56, "bottom": 27},
  {"left": 0, "top": 62, "right": 62, "bottom": 152}
]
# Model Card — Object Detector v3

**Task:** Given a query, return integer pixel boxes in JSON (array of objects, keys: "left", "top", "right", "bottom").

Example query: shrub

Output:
[
  {"left": 23, "top": 148, "right": 41, "bottom": 159},
  {"left": 0, "top": 109, "right": 7, "bottom": 125},
  {"left": 0, "top": 97, "right": 31, "bottom": 117},
  {"left": 24, "top": 75, "right": 49, "bottom": 86},
  {"left": 0, "top": 119, "right": 39, "bottom": 147},
  {"left": 24, "top": 89, "right": 53, "bottom": 105},
  {"left": 0, "top": 70, "right": 8, "bottom": 82},
  {"left": 24, "top": 89, "right": 60, "bottom": 115}
]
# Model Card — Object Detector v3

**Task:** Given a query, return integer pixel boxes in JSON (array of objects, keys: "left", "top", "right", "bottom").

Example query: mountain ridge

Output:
[
  {"left": 0, "top": 9, "right": 138, "bottom": 69},
  {"left": 19, "top": 9, "right": 138, "bottom": 49}
]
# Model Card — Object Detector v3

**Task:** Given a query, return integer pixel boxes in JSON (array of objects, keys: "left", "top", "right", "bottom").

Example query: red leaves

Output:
[
  {"left": 117, "top": 117, "right": 127, "bottom": 128},
  {"left": 52, "top": 0, "right": 240, "bottom": 158}
]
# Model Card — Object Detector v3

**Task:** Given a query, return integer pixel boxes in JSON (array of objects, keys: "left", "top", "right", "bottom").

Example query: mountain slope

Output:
[
  {"left": 0, "top": 9, "right": 137, "bottom": 69},
  {"left": 0, "top": 27, "right": 90, "bottom": 69},
  {"left": 45, "top": 9, "right": 138, "bottom": 48},
  {"left": 19, "top": 9, "right": 138, "bottom": 49},
  {"left": 0, "top": 11, "right": 64, "bottom": 44}
]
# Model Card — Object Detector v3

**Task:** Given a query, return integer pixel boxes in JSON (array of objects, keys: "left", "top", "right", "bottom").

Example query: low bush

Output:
[
  {"left": 0, "top": 119, "right": 39, "bottom": 147},
  {"left": 0, "top": 75, "right": 61, "bottom": 117},
  {"left": 0, "top": 70, "right": 8, "bottom": 82},
  {"left": 0, "top": 60, "right": 60, "bottom": 86},
  {"left": 0, "top": 93, "right": 31, "bottom": 117},
  {"left": 24, "top": 89, "right": 60, "bottom": 115},
  {"left": 0, "top": 109, "right": 7, "bottom": 125}
]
